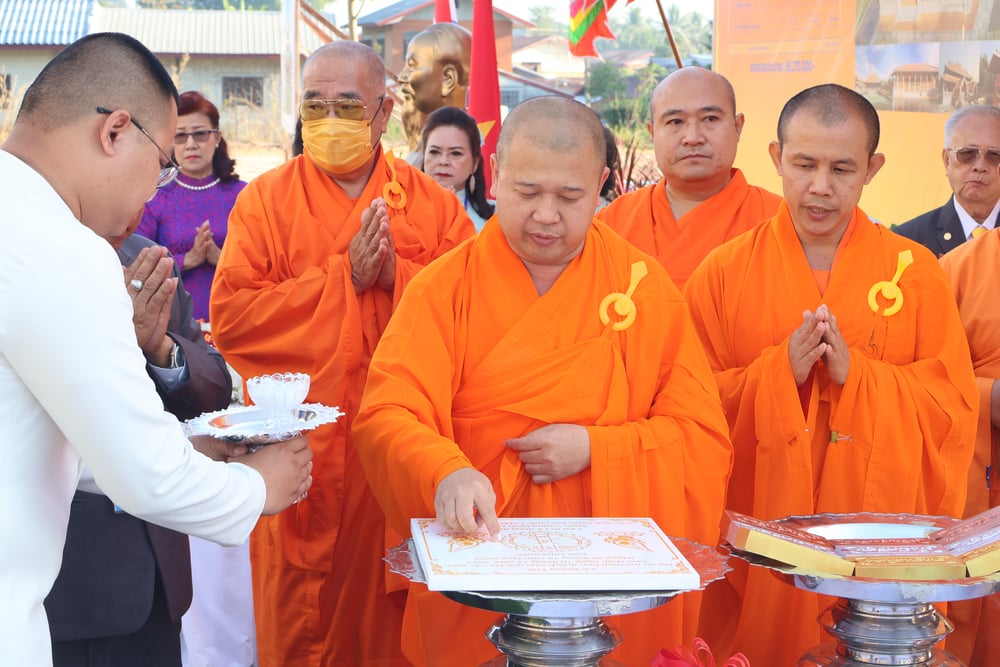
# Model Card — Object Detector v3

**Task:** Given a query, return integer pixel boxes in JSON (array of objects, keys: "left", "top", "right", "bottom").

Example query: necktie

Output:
[{"left": 972, "top": 225, "right": 988, "bottom": 239}]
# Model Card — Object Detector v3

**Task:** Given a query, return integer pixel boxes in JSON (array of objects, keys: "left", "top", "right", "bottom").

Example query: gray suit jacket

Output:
[
  {"left": 45, "top": 234, "right": 232, "bottom": 640},
  {"left": 893, "top": 197, "right": 966, "bottom": 257}
]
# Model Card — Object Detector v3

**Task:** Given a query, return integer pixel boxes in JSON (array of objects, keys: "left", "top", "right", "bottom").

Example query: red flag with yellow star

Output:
[{"left": 468, "top": 0, "right": 501, "bottom": 191}]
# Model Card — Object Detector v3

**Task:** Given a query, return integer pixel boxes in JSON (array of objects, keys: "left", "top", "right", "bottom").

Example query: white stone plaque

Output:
[{"left": 409, "top": 516, "right": 701, "bottom": 592}]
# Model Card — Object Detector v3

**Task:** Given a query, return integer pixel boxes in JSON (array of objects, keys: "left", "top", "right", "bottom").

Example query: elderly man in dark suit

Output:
[
  {"left": 45, "top": 234, "right": 232, "bottom": 667},
  {"left": 894, "top": 105, "right": 1000, "bottom": 256}
]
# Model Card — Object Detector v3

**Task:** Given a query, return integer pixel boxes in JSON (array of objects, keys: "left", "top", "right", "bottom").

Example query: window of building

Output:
[
  {"left": 402, "top": 31, "right": 418, "bottom": 57},
  {"left": 500, "top": 89, "right": 520, "bottom": 109},
  {"left": 223, "top": 76, "right": 264, "bottom": 107}
]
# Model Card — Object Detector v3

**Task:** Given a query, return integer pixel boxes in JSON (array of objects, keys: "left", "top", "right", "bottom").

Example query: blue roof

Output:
[
  {"left": 358, "top": 0, "right": 430, "bottom": 26},
  {"left": 0, "top": 0, "right": 96, "bottom": 46}
]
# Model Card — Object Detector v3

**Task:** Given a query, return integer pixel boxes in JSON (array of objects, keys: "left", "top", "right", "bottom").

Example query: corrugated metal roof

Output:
[
  {"left": 0, "top": 0, "right": 95, "bottom": 45},
  {"left": 93, "top": 6, "right": 286, "bottom": 55}
]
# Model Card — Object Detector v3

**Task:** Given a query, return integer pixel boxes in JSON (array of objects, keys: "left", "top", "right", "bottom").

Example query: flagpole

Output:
[{"left": 653, "top": 0, "right": 683, "bottom": 69}]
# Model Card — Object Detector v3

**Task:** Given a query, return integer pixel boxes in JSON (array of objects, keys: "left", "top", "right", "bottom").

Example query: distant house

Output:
[
  {"left": 0, "top": 0, "right": 332, "bottom": 143},
  {"left": 511, "top": 34, "right": 585, "bottom": 80},
  {"left": 358, "top": 0, "right": 532, "bottom": 74},
  {"left": 602, "top": 49, "right": 655, "bottom": 73}
]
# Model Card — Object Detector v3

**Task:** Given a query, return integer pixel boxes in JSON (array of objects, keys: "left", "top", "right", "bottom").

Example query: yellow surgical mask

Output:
[{"left": 302, "top": 117, "right": 375, "bottom": 174}]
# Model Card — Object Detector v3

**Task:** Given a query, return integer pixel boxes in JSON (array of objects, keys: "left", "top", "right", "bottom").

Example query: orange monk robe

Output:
[
  {"left": 209, "top": 147, "right": 475, "bottom": 667},
  {"left": 595, "top": 169, "right": 780, "bottom": 291},
  {"left": 353, "top": 219, "right": 734, "bottom": 667},
  {"left": 939, "top": 230, "right": 1000, "bottom": 666},
  {"left": 684, "top": 203, "right": 978, "bottom": 666}
]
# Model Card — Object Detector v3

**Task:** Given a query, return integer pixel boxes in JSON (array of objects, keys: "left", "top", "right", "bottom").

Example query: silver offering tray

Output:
[
  {"left": 185, "top": 403, "right": 343, "bottom": 446},
  {"left": 731, "top": 512, "right": 1000, "bottom": 666},
  {"left": 388, "top": 535, "right": 729, "bottom": 667},
  {"left": 387, "top": 535, "right": 728, "bottom": 617},
  {"left": 732, "top": 512, "right": 1000, "bottom": 602}
]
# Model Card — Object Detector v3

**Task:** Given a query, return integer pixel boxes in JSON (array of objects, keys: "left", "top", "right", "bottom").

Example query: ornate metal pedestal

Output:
[
  {"left": 387, "top": 537, "right": 729, "bottom": 667},
  {"left": 733, "top": 512, "right": 1000, "bottom": 667}
]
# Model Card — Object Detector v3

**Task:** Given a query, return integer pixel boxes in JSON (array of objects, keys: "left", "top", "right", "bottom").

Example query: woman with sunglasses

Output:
[{"left": 136, "top": 91, "right": 245, "bottom": 322}]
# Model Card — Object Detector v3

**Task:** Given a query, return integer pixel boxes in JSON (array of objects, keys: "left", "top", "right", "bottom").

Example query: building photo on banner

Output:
[{"left": 715, "top": 0, "right": 1000, "bottom": 225}]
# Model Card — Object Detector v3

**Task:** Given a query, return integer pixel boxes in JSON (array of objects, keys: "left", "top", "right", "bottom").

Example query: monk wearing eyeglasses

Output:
[
  {"left": 686, "top": 84, "right": 978, "bottom": 665},
  {"left": 894, "top": 105, "right": 1000, "bottom": 256},
  {"left": 209, "top": 41, "right": 475, "bottom": 667}
]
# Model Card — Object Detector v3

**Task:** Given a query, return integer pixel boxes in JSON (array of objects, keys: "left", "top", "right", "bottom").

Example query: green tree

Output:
[
  {"left": 600, "top": 4, "right": 712, "bottom": 59},
  {"left": 529, "top": 5, "right": 566, "bottom": 35}
]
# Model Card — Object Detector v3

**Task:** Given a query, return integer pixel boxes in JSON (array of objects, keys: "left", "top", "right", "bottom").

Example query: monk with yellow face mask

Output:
[{"left": 209, "top": 41, "right": 476, "bottom": 667}]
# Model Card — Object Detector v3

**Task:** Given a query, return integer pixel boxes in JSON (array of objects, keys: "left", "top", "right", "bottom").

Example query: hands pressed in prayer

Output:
[
  {"left": 788, "top": 305, "right": 850, "bottom": 386},
  {"left": 183, "top": 220, "right": 215, "bottom": 269},
  {"left": 434, "top": 467, "right": 500, "bottom": 537},
  {"left": 124, "top": 245, "right": 177, "bottom": 368},
  {"left": 349, "top": 198, "right": 396, "bottom": 293},
  {"left": 814, "top": 304, "right": 849, "bottom": 385},
  {"left": 505, "top": 423, "right": 591, "bottom": 484}
]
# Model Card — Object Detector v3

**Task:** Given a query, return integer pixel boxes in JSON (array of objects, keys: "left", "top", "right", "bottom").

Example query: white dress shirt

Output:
[{"left": 0, "top": 150, "right": 265, "bottom": 665}]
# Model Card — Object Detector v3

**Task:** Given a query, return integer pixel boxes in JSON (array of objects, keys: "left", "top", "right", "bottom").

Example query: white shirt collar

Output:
[{"left": 952, "top": 196, "right": 1000, "bottom": 239}]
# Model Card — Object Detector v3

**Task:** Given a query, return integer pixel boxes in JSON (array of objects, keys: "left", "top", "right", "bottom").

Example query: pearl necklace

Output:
[{"left": 176, "top": 177, "right": 221, "bottom": 191}]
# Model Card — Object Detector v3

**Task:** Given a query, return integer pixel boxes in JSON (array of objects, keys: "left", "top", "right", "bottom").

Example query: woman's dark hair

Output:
[
  {"left": 601, "top": 125, "right": 621, "bottom": 201},
  {"left": 420, "top": 106, "right": 494, "bottom": 220},
  {"left": 177, "top": 91, "right": 239, "bottom": 182}
]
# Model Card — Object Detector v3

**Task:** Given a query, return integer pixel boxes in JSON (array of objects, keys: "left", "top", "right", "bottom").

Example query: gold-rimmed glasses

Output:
[
  {"left": 298, "top": 95, "right": 385, "bottom": 122},
  {"left": 946, "top": 146, "right": 1000, "bottom": 167},
  {"left": 96, "top": 106, "right": 180, "bottom": 188}
]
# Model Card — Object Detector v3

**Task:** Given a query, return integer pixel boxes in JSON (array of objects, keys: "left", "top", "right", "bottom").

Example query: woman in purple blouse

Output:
[{"left": 137, "top": 91, "right": 246, "bottom": 322}]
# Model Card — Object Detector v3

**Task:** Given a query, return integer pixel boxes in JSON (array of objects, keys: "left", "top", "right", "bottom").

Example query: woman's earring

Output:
[{"left": 468, "top": 174, "right": 476, "bottom": 195}]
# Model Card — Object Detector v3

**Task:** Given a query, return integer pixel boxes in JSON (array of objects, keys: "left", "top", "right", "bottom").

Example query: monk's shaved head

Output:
[
  {"left": 18, "top": 32, "right": 178, "bottom": 132},
  {"left": 651, "top": 67, "right": 737, "bottom": 121},
  {"left": 777, "top": 83, "right": 880, "bottom": 156},
  {"left": 304, "top": 41, "right": 387, "bottom": 92},
  {"left": 497, "top": 96, "right": 606, "bottom": 170}
]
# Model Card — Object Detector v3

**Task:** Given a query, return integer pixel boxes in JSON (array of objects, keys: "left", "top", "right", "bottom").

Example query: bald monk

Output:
[
  {"left": 940, "top": 230, "right": 1000, "bottom": 666},
  {"left": 209, "top": 42, "right": 475, "bottom": 667},
  {"left": 353, "top": 96, "right": 734, "bottom": 667},
  {"left": 684, "top": 84, "right": 978, "bottom": 666},
  {"left": 595, "top": 67, "right": 780, "bottom": 291}
]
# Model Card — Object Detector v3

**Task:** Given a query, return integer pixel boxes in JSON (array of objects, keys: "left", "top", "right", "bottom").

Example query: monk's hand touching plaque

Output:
[
  {"left": 435, "top": 467, "right": 500, "bottom": 537},
  {"left": 788, "top": 308, "right": 831, "bottom": 387},
  {"left": 505, "top": 424, "right": 591, "bottom": 485},
  {"left": 815, "top": 304, "right": 850, "bottom": 385},
  {"left": 349, "top": 198, "right": 392, "bottom": 293}
]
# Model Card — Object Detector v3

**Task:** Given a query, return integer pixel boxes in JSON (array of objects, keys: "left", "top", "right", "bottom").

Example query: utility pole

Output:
[{"left": 280, "top": 0, "right": 300, "bottom": 138}]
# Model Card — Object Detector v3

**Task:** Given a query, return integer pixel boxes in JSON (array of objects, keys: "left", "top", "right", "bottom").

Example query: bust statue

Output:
[{"left": 397, "top": 23, "right": 472, "bottom": 152}]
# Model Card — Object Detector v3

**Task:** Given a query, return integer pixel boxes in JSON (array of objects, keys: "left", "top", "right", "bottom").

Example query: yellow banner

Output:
[{"left": 712, "top": 0, "right": 987, "bottom": 226}]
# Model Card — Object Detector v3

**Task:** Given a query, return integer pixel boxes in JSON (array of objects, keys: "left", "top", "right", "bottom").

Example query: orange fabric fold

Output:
[
  {"left": 939, "top": 229, "right": 1000, "bottom": 666},
  {"left": 209, "top": 148, "right": 475, "bottom": 667},
  {"left": 353, "top": 220, "right": 734, "bottom": 667},
  {"left": 684, "top": 202, "right": 978, "bottom": 666},
  {"left": 596, "top": 169, "right": 780, "bottom": 291}
]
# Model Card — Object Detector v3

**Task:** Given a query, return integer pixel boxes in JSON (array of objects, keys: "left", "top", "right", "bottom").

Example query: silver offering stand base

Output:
[
  {"left": 734, "top": 512, "right": 1000, "bottom": 667},
  {"left": 386, "top": 537, "right": 729, "bottom": 667}
]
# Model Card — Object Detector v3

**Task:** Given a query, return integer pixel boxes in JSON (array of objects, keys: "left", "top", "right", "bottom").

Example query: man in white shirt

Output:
[
  {"left": 0, "top": 32, "right": 313, "bottom": 665},
  {"left": 894, "top": 105, "right": 1000, "bottom": 256}
]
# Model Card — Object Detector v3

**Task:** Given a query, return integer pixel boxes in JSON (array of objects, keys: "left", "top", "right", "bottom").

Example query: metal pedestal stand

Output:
[
  {"left": 733, "top": 512, "right": 1000, "bottom": 667},
  {"left": 387, "top": 537, "right": 729, "bottom": 667}
]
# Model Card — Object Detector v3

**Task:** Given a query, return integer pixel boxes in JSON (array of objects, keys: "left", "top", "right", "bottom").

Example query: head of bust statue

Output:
[{"left": 397, "top": 22, "right": 472, "bottom": 151}]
